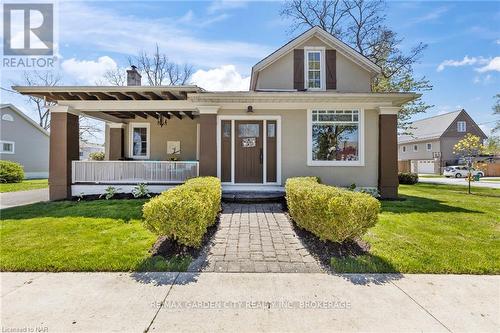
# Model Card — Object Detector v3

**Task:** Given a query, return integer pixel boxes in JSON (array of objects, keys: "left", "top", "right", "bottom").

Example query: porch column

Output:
[
  {"left": 49, "top": 106, "right": 80, "bottom": 200},
  {"left": 378, "top": 107, "right": 400, "bottom": 199},
  {"left": 197, "top": 106, "right": 220, "bottom": 177},
  {"left": 106, "top": 123, "right": 125, "bottom": 160}
]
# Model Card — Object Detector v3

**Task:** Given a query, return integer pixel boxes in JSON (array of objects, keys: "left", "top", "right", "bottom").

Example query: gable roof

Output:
[
  {"left": 250, "top": 26, "right": 382, "bottom": 90},
  {"left": 398, "top": 109, "right": 486, "bottom": 144},
  {"left": 0, "top": 104, "right": 49, "bottom": 137}
]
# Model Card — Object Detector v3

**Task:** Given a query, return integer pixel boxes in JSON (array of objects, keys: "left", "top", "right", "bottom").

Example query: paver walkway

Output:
[{"left": 190, "top": 203, "right": 323, "bottom": 273}]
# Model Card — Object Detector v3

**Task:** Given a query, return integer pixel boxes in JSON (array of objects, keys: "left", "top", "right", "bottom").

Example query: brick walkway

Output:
[{"left": 192, "top": 203, "right": 323, "bottom": 273}]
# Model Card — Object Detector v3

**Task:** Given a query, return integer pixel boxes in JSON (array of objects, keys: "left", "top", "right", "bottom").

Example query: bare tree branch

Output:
[{"left": 128, "top": 44, "right": 193, "bottom": 86}]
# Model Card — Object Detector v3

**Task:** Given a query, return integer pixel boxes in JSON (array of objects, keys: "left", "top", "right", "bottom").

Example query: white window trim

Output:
[
  {"left": 2, "top": 114, "right": 14, "bottom": 122},
  {"left": 426, "top": 143, "right": 432, "bottom": 151},
  {"left": 0, "top": 140, "right": 15, "bottom": 154},
  {"left": 304, "top": 46, "right": 326, "bottom": 91},
  {"left": 307, "top": 108, "right": 365, "bottom": 167},
  {"left": 413, "top": 145, "right": 418, "bottom": 152},
  {"left": 216, "top": 115, "right": 282, "bottom": 186},
  {"left": 128, "top": 123, "right": 150, "bottom": 159},
  {"left": 457, "top": 121, "right": 466, "bottom": 132}
]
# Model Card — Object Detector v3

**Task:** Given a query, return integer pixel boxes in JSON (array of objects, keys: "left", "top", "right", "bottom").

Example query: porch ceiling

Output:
[{"left": 12, "top": 85, "right": 204, "bottom": 102}]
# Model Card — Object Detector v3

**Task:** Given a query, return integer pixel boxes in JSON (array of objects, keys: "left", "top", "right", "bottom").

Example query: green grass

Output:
[
  {"left": 0, "top": 179, "right": 48, "bottom": 193},
  {"left": 0, "top": 200, "right": 191, "bottom": 272},
  {"left": 481, "top": 178, "right": 500, "bottom": 182},
  {"left": 331, "top": 183, "right": 500, "bottom": 274}
]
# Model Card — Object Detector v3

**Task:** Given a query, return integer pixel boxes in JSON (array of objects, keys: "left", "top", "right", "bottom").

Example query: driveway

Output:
[
  {"left": 419, "top": 177, "right": 500, "bottom": 189},
  {"left": 1, "top": 272, "right": 498, "bottom": 332},
  {"left": 0, "top": 188, "right": 49, "bottom": 209}
]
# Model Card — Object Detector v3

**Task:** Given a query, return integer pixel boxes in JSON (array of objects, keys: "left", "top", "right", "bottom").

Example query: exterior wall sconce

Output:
[{"left": 247, "top": 106, "right": 253, "bottom": 113}]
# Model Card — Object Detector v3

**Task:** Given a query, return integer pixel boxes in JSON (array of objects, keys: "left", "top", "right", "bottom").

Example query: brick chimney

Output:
[{"left": 127, "top": 65, "right": 142, "bottom": 86}]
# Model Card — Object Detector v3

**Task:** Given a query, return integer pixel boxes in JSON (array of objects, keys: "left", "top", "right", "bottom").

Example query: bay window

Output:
[{"left": 308, "top": 109, "right": 363, "bottom": 166}]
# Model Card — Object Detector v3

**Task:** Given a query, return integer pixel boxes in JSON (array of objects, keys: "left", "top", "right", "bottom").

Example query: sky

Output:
[{"left": 1, "top": 0, "right": 499, "bottom": 143}]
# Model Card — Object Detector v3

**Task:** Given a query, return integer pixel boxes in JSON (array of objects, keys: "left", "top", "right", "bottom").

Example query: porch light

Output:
[
  {"left": 158, "top": 113, "right": 167, "bottom": 127},
  {"left": 247, "top": 106, "right": 253, "bottom": 113}
]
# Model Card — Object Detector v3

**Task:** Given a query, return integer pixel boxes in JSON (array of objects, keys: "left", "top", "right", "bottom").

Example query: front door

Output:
[{"left": 235, "top": 120, "right": 263, "bottom": 183}]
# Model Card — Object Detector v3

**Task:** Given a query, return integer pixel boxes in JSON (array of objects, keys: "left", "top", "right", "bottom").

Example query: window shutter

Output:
[
  {"left": 293, "top": 49, "right": 304, "bottom": 90},
  {"left": 326, "top": 49, "right": 337, "bottom": 90}
]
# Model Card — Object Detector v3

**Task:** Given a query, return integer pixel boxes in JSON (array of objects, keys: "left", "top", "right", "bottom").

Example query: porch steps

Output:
[{"left": 222, "top": 191, "right": 285, "bottom": 203}]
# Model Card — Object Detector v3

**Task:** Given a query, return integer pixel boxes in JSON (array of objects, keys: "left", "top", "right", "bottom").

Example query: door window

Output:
[{"left": 238, "top": 124, "right": 259, "bottom": 137}]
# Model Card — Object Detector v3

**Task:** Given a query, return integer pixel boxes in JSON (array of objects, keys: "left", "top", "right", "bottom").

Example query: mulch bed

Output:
[
  {"left": 284, "top": 210, "right": 370, "bottom": 270},
  {"left": 148, "top": 214, "right": 220, "bottom": 260}
]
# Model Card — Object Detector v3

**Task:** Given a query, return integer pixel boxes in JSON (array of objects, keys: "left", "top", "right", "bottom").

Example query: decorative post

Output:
[{"left": 378, "top": 107, "right": 400, "bottom": 199}]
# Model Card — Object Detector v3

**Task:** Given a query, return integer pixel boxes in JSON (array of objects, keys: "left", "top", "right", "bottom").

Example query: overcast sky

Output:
[{"left": 1, "top": 0, "right": 498, "bottom": 142}]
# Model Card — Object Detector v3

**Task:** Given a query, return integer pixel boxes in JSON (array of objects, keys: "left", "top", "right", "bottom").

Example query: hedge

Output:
[
  {"left": 285, "top": 177, "right": 380, "bottom": 243},
  {"left": 398, "top": 172, "right": 418, "bottom": 185},
  {"left": 142, "top": 177, "right": 221, "bottom": 248},
  {"left": 0, "top": 161, "right": 25, "bottom": 183}
]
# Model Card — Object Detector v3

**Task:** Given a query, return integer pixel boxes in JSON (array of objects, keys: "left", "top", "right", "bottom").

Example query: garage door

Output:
[{"left": 417, "top": 160, "right": 436, "bottom": 174}]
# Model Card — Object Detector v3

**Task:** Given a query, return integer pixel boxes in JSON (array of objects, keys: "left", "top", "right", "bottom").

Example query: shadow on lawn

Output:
[
  {"left": 381, "top": 194, "right": 482, "bottom": 214},
  {"left": 0, "top": 199, "right": 147, "bottom": 222}
]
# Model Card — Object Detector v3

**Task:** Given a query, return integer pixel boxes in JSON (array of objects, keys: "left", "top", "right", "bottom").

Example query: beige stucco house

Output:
[
  {"left": 0, "top": 104, "right": 49, "bottom": 178},
  {"left": 398, "top": 110, "right": 487, "bottom": 174},
  {"left": 14, "top": 26, "right": 418, "bottom": 200}
]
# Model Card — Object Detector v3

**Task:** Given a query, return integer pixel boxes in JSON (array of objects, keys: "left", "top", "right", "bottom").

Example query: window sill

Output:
[{"left": 307, "top": 161, "right": 364, "bottom": 167}]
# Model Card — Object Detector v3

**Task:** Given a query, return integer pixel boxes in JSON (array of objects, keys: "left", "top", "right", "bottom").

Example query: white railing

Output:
[{"left": 72, "top": 160, "right": 199, "bottom": 184}]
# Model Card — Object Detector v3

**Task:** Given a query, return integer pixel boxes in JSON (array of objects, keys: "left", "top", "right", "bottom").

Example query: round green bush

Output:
[
  {"left": 0, "top": 160, "right": 25, "bottom": 183},
  {"left": 398, "top": 172, "right": 418, "bottom": 185}
]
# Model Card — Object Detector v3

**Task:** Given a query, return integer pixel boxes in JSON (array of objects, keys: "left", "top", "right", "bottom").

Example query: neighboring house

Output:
[
  {"left": 0, "top": 104, "right": 49, "bottom": 179},
  {"left": 398, "top": 110, "right": 487, "bottom": 174},
  {"left": 80, "top": 141, "right": 104, "bottom": 160},
  {"left": 14, "top": 26, "right": 418, "bottom": 200}
]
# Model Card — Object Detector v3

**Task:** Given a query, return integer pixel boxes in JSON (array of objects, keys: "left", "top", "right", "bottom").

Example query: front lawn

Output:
[
  {"left": 331, "top": 184, "right": 500, "bottom": 274},
  {"left": 0, "top": 200, "right": 191, "bottom": 272},
  {"left": 0, "top": 179, "right": 48, "bottom": 193}
]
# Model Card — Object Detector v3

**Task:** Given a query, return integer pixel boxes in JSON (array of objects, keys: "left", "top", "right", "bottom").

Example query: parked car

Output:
[{"left": 443, "top": 166, "right": 484, "bottom": 178}]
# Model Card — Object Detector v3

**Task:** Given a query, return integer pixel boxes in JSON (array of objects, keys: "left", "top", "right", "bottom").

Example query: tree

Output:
[
  {"left": 493, "top": 93, "right": 500, "bottom": 134},
  {"left": 100, "top": 68, "right": 126, "bottom": 86},
  {"left": 128, "top": 44, "right": 193, "bottom": 86},
  {"left": 453, "top": 133, "right": 485, "bottom": 194},
  {"left": 280, "top": 0, "right": 432, "bottom": 131},
  {"left": 18, "top": 71, "right": 61, "bottom": 130},
  {"left": 483, "top": 136, "right": 499, "bottom": 156},
  {"left": 17, "top": 71, "right": 102, "bottom": 143}
]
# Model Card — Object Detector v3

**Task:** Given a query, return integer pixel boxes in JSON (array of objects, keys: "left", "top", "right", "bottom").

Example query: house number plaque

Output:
[{"left": 242, "top": 137, "right": 256, "bottom": 147}]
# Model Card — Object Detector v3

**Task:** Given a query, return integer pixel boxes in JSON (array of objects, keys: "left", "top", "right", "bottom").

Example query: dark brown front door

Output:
[{"left": 235, "top": 120, "right": 263, "bottom": 183}]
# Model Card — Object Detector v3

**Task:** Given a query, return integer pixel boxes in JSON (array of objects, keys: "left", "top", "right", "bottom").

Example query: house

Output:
[
  {"left": 0, "top": 104, "right": 49, "bottom": 178},
  {"left": 13, "top": 26, "right": 419, "bottom": 200},
  {"left": 398, "top": 109, "right": 487, "bottom": 174},
  {"left": 80, "top": 141, "right": 104, "bottom": 160}
]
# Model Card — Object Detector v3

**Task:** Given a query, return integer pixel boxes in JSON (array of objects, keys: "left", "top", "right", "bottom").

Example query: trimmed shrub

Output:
[
  {"left": 142, "top": 177, "right": 221, "bottom": 248},
  {"left": 0, "top": 161, "right": 24, "bottom": 183},
  {"left": 398, "top": 172, "right": 418, "bottom": 185},
  {"left": 89, "top": 151, "right": 105, "bottom": 161},
  {"left": 285, "top": 177, "right": 380, "bottom": 243}
]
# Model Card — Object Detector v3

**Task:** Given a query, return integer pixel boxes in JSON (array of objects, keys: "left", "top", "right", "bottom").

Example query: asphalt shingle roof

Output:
[{"left": 398, "top": 110, "right": 462, "bottom": 143}]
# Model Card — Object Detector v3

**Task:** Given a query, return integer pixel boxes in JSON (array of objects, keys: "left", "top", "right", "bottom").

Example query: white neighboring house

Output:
[
  {"left": 0, "top": 104, "right": 49, "bottom": 179},
  {"left": 80, "top": 141, "right": 104, "bottom": 160}
]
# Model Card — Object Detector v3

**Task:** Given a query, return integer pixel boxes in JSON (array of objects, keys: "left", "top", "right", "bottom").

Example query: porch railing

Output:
[{"left": 72, "top": 160, "right": 199, "bottom": 184}]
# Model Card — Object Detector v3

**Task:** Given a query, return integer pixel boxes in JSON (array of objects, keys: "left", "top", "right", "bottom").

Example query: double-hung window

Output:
[
  {"left": 0, "top": 141, "right": 15, "bottom": 154},
  {"left": 308, "top": 109, "right": 363, "bottom": 166},
  {"left": 130, "top": 123, "right": 150, "bottom": 159},
  {"left": 305, "top": 47, "right": 325, "bottom": 90},
  {"left": 457, "top": 121, "right": 466, "bottom": 132}
]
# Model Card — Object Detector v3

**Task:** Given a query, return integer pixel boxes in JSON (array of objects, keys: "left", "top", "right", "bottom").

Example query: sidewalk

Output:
[
  {"left": 419, "top": 177, "right": 500, "bottom": 189},
  {"left": 1, "top": 272, "right": 498, "bottom": 332},
  {"left": 0, "top": 188, "right": 49, "bottom": 209}
]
